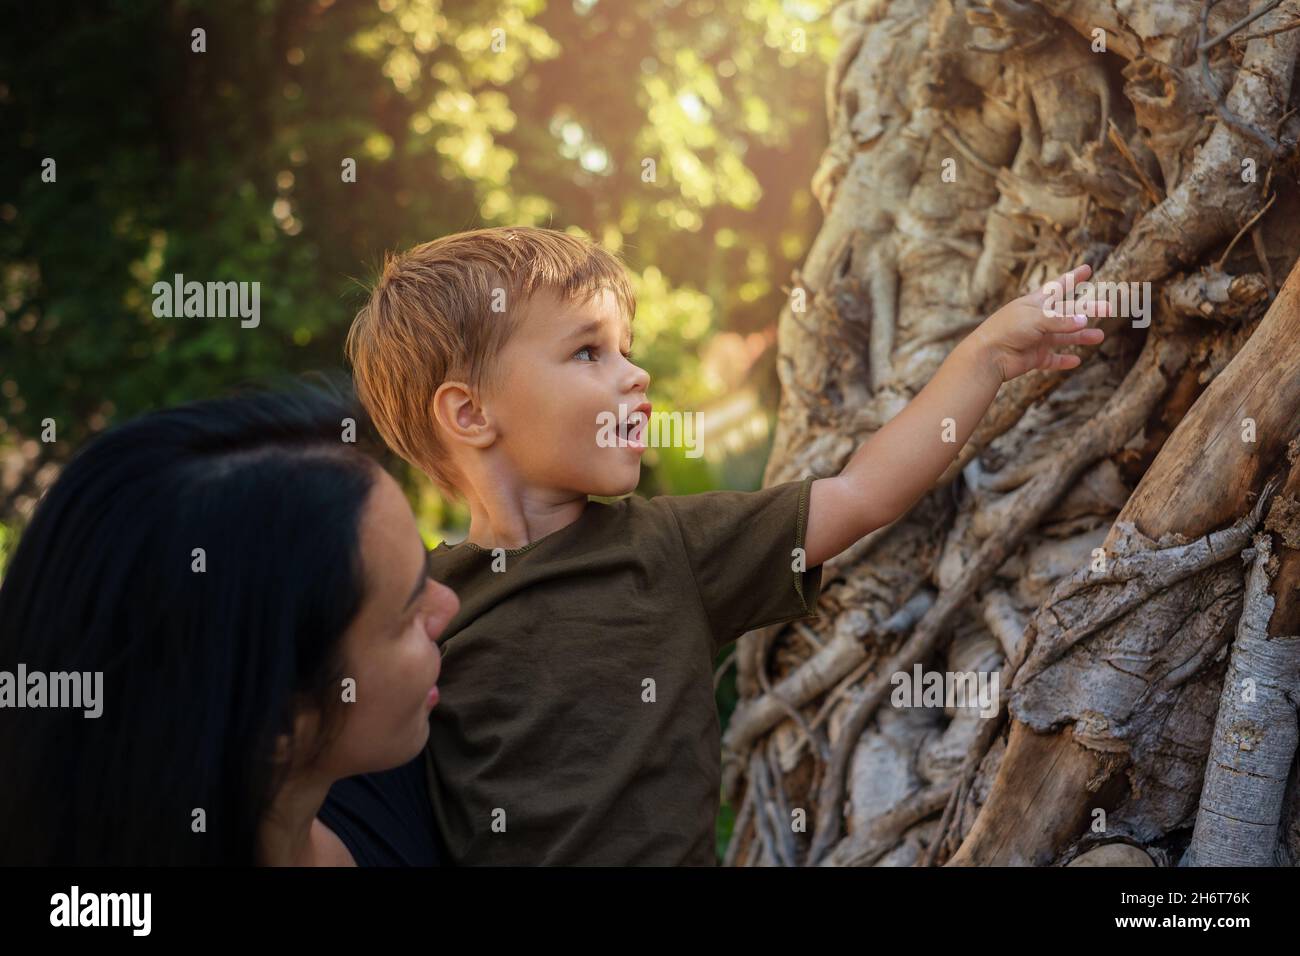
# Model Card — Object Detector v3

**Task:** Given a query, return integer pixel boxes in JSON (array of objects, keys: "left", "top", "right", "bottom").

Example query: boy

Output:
[{"left": 345, "top": 226, "right": 1105, "bottom": 865}]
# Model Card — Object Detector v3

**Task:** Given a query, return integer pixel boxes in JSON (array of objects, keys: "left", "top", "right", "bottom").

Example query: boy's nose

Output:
[{"left": 626, "top": 362, "right": 650, "bottom": 392}]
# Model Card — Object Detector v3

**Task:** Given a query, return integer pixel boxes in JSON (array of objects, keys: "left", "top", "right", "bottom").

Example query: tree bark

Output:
[{"left": 727, "top": 0, "right": 1300, "bottom": 867}]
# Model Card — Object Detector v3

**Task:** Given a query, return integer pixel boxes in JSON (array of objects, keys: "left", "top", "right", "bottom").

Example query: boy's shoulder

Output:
[
  {"left": 426, "top": 478, "right": 823, "bottom": 649},
  {"left": 427, "top": 478, "right": 812, "bottom": 566},
  {"left": 425, "top": 491, "right": 677, "bottom": 564}
]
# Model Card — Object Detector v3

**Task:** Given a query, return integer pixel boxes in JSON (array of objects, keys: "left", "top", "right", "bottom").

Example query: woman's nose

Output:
[{"left": 424, "top": 580, "right": 460, "bottom": 641}]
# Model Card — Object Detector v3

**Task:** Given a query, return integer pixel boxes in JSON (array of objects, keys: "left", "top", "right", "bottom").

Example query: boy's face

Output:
[{"left": 484, "top": 286, "right": 651, "bottom": 498}]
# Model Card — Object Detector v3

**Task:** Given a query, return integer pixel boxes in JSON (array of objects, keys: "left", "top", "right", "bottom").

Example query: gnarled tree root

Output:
[
  {"left": 1183, "top": 532, "right": 1300, "bottom": 866},
  {"left": 948, "top": 256, "right": 1300, "bottom": 866},
  {"left": 806, "top": 326, "right": 1193, "bottom": 862}
]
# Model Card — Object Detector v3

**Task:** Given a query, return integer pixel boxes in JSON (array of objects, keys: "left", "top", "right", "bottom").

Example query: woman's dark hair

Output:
[{"left": 0, "top": 376, "right": 382, "bottom": 864}]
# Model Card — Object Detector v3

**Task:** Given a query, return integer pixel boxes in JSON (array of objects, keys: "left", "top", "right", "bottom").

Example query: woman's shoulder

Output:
[{"left": 312, "top": 818, "right": 358, "bottom": 867}]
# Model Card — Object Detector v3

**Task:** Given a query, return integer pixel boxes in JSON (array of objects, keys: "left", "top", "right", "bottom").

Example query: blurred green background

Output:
[{"left": 0, "top": 0, "right": 834, "bottom": 858}]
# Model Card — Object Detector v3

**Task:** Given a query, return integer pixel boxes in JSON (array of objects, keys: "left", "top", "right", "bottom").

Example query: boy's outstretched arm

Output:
[{"left": 803, "top": 264, "right": 1108, "bottom": 569}]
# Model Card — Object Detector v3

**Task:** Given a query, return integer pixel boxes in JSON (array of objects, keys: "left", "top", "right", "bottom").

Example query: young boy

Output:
[{"left": 345, "top": 226, "right": 1105, "bottom": 865}]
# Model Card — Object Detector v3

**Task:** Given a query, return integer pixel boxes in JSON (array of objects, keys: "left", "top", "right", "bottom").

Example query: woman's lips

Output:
[{"left": 425, "top": 684, "right": 440, "bottom": 709}]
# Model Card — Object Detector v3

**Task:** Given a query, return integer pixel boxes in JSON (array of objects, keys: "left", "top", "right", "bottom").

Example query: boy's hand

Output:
[
  {"left": 804, "top": 263, "right": 1110, "bottom": 569},
  {"left": 970, "top": 264, "right": 1108, "bottom": 384}
]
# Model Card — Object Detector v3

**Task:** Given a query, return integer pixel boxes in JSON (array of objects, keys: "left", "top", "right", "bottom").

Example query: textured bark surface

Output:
[{"left": 725, "top": 0, "right": 1300, "bottom": 866}]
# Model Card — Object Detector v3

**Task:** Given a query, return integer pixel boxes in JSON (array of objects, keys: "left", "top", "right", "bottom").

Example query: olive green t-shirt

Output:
[{"left": 423, "top": 475, "right": 824, "bottom": 865}]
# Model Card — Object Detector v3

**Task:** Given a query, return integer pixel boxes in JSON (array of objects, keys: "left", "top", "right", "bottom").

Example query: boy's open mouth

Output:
[{"left": 618, "top": 402, "right": 652, "bottom": 448}]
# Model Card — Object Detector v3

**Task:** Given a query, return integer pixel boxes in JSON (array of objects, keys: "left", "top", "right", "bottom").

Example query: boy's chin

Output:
[{"left": 586, "top": 468, "right": 641, "bottom": 498}]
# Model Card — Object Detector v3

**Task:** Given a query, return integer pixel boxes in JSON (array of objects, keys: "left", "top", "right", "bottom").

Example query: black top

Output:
[{"left": 318, "top": 753, "right": 445, "bottom": 866}]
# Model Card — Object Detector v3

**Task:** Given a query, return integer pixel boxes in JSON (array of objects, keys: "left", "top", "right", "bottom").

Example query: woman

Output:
[{"left": 0, "top": 381, "right": 456, "bottom": 865}]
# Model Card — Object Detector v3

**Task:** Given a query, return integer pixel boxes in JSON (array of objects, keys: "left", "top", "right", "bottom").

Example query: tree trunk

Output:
[{"left": 725, "top": 0, "right": 1300, "bottom": 867}]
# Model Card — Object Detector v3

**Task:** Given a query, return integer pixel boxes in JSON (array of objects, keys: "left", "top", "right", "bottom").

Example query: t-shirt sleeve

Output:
[{"left": 655, "top": 475, "right": 824, "bottom": 649}]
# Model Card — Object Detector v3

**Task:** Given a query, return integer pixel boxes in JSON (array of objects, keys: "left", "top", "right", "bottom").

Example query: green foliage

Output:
[
  {"left": 2, "top": 0, "right": 831, "bottom": 503},
  {"left": 0, "top": 520, "right": 12, "bottom": 579},
  {"left": 1, "top": 0, "right": 834, "bottom": 860}
]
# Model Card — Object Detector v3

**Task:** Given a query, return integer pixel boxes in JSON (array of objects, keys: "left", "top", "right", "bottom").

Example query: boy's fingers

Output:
[
  {"left": 1031, "top": 263, "right": 1092, "bottom": 306},
  {"left": 1047, "top": 327, "right": 1105, "bottom": 347},
  {"left": 1044, "top": 311, "right": 1092, "bottom": 333},
  {"left": 1048, "top": 263, "right": 1092, "bottom": 291},
  {"left": 1041, "top": 352, "right": 1082, "bottom": 371},
  {"left": 1076, "top": 298, "right": 1109, "bottom": 317},
  {"left": 1043, "top": 297, "right": 1108, "bottom": 319}
]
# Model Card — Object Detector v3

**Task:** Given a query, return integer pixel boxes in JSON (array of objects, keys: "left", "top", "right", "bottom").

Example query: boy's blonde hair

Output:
[{"left": 345, "top": 226, "right": 636, "bottom": 498}]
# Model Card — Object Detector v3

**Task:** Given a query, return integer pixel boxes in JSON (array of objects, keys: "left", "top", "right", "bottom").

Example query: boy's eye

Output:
[{"left": 574, "top": 345, "right": 633, "bottom": 362}]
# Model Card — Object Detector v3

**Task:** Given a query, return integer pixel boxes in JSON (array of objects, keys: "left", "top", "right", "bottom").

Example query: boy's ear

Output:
[{"left": 432, "top": 381, "right": 497, "bottom": 449}]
